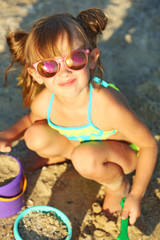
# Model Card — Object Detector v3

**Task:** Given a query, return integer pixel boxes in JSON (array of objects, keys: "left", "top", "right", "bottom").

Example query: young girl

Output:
[{"left": 0, "top": 8, "right": 157, "bottom": 225}]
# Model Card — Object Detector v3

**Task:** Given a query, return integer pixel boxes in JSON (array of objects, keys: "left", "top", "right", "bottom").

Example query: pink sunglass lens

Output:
[
  {"left": 37, "top": 60, "right": 58, "bottom": 78},
  {"left": 66, "top": 51, "right": 87, "bottom": 70}
]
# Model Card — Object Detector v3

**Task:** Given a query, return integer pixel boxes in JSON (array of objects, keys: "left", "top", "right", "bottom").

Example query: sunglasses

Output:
[{"left": 32, "top": 49, "right": 90, "bottom": 78}]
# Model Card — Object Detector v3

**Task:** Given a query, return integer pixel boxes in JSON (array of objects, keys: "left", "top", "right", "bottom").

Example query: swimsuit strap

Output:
[
  {"left": 47, "top": 77, "right": 118, "bottom": 127},
  {"left": 88, "top": 77, "right": 109, "bottom": 125},
  {"left": 47, "top": 85, "right": 93, "bottom": 126},
  {"left": 88, "top": 84, "right": 93, "bottom": 124}
]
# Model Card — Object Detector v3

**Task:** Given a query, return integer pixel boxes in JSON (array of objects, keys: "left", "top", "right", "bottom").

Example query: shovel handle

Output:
[
  {"left": 112, "top": 198, "right": 130, "bottom": 240},
  {"left": 119, "top": 197, "right": 129, "bottom": 239}
]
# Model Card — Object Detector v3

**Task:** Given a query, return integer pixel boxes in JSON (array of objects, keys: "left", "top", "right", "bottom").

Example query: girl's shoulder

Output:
[
  {"left": 30, "top": 88, "right": 52, "bottom": 117},
  {"left": 92, "top": 83, "right": 135, "bottom": 128},
  {"left": 93, "top": 83, "right": 129, "bottom": 109},
  {"left": 92, "top": 83, "right": 139, "bottom": 134},
  {"left": 91, "top": 78, "right": 128, "bottom": 108}
]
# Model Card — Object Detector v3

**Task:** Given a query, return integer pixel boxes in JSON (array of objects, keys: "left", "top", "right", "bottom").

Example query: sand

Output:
[
  {"left": 0, "top": 155, "right": 20, "bottom": 186},
  {"left": 0, "top": 0, "right": 160, "bottom": 239},
  {"left": 18, "top": 210, "right": 68, "bottom": 239}
]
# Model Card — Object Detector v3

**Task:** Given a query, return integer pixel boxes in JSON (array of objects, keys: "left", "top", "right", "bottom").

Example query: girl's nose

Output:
[{"left": 58, "top": 61, "right": 72, "bottom": 77}]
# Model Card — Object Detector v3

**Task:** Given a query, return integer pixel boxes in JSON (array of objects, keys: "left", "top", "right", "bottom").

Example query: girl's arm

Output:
[
  {"left": 109, "top": 95, "right": 158, "bottom": 224},
  {"left": 0, "top": 114, "right": 32, "bottom": 152},
  {"left": 0, "top": 88, "right": 50, "bottom": 153}
]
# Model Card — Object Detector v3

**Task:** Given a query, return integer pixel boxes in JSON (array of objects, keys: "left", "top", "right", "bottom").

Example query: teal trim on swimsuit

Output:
[
  {"left": 47, "top": 85, "right": 93, "bottom": 131},
  {"left": 47, "top": 77, "right": 117, "bottom": 141}
]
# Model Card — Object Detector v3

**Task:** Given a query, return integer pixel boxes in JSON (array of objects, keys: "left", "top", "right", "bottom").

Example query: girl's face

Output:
[{"left": 29, "top": 32, "right": 99, "bottom": 99}]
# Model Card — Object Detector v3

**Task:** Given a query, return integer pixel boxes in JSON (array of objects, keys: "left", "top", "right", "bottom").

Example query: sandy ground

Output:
[{"left": 0, "top": 0, "right": 160, "bottom": 239}]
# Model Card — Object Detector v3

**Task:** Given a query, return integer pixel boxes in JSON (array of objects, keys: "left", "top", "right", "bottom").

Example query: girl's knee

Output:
[
  {"left": 106, "top": 141, "right": 138, "bottom": 174},
  {"left": 24, "top": 123, "right": 45, "bottom": 150},
  {"left": 71, "top": 144, "right": 98, "bottom": 179}
]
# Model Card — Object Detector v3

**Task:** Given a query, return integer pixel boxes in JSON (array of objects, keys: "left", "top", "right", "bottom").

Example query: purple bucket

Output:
[
  {"left": 0, "top": 155, "right": 23, "bottom": 197},
  {"left": 0, "top": 175, "right": 27, "bottom": 218}
]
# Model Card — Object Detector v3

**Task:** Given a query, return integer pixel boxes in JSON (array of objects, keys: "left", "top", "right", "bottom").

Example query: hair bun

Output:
[
  {"left": 6, "top": 31, "right": 28, "bottom": 65},
  {"left": 77, "top": 8, "right": 108, "bottom": 39}
]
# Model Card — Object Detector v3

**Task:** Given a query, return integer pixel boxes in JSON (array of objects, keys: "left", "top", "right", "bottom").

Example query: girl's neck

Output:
[{"left": 54, "top": 84, "right": 90, "bottom": 109}]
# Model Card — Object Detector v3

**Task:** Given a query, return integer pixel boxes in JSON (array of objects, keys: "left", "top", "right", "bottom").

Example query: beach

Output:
[{"left": 0, "top": 0, "right": 160, "bottom": 239}]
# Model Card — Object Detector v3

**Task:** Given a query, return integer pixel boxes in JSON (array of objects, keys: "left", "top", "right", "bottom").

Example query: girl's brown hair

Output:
[{"left": 5, "top": 8, "right": 108, "bottom": 107}]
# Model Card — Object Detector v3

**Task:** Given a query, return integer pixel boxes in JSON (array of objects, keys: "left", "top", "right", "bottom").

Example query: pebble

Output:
[
  {"left": 27, "top": 199, "right": 34, "bottom": 207},
  {"left": 93, "top": 229, "right": 106, "bottom": 239},
  {"left": 91, "top": 202, "right": 102, "bottom": 214},
  {"left": 155, "top": 189, "right": 160, "bottom": 199}
]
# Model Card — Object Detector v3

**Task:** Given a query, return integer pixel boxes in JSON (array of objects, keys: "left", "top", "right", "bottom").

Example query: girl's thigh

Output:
[
  {"left": 24, "top": 120, "right": 75, "bottom": 158},
  {"left": 71, "top": 140, "right": 138, "bottom": 174}
]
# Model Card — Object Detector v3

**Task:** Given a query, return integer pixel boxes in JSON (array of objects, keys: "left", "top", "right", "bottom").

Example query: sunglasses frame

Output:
[{"left": 32, "top": 49, "right": 90, "bottom": 79}]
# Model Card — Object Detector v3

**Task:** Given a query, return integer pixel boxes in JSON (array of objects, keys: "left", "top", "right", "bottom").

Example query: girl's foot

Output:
[
  {"left": 25, "top": 151, "right": 67, "bottom": 171},
  {"left": 102, "top": 177, "right": 130, "bottom": 215}
]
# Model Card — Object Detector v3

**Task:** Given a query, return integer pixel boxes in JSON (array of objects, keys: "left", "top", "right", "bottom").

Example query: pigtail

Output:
[
  {"left": 5, "top": 30, "right": 40, "bottom": 108},
  {"left": 77, "top": 8, "right": 108, "bottom": 44},
  {"left": 5, "top": 31, "right": 28, "bottom": 86},
  {"left": 19, "top": 68, "right": 43, "bottom": 107},
  {"left": 77, "top": 8, "right": 108, "bottom": 82}
]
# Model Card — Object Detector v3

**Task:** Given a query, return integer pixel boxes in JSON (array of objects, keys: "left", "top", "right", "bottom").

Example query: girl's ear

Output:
[
  {"left": 27, "top": 67, "right": 44, "bottom": 84},
  {"left": 88, "top": 48, "right": 100, "bottom": 69}
]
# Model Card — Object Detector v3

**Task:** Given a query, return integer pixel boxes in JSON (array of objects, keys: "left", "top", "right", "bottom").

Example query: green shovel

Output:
[{"left": 112, "top": 197, "right": 130, "bottom": 240}]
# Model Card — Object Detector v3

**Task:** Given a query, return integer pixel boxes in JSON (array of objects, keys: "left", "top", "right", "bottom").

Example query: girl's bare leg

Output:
[
  {"left": 102, "top": 169, "right": 131, "bottom": 214},
  {"left": 71, "top": 140, "right": 138, "bottom": 214},
  {"left": 23, "top": 120, "right": 75, "bottom": 170},
  {"left": 24, "top": 121, "right": 138, "bottom": 213},
  {"left": 25, "top": 151, "right": 67, "bottom": 171}
]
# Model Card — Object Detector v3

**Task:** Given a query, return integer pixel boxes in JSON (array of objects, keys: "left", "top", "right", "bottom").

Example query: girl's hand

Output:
[
  {"left": 0, "top": 134, "right": 12, "bottom": 152},
  {"left": 121, "top": 193, "right": 141, "bottom": 225}
]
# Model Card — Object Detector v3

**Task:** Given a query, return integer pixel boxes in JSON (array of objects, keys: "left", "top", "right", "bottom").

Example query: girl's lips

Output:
[{"left": 58, "top": 79, "right": 76, "bottom": 87}]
